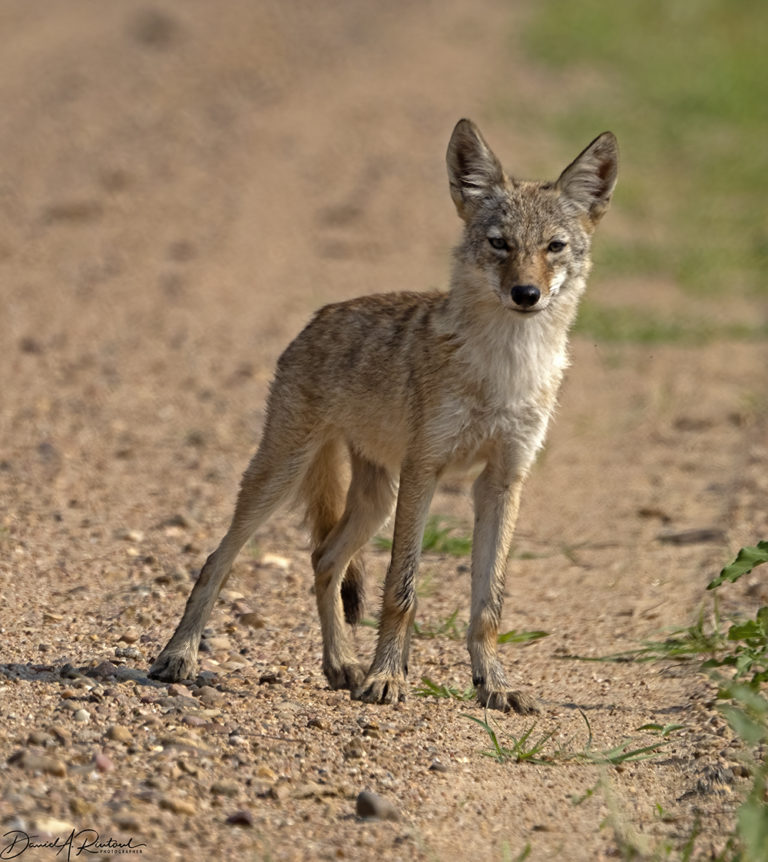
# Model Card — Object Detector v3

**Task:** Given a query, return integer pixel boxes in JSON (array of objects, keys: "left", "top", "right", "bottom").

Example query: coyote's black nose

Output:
[{"left": 510, "top": 284, "right": 541, "bottom": 308}]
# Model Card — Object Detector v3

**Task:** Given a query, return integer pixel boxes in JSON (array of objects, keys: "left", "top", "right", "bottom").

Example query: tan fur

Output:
[{"left": 149, "top": 119, "right": 618, "bottom": 713}]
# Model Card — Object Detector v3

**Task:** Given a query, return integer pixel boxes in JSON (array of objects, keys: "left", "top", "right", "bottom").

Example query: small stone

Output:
[
  {"left": 73, "top": 708, "right": 91, "bottom": 723},
  {"left": 89, "top": 661, "right": 119, "bottom": 678},
  {"left": 256, "top": 765, "right": 277, "bottom": 782},
  {"left": 168, "top": 683, "right": 192, "bottom": 698},
  {"left": 43, "top": 612, "right": 64, "bottom": 624},
  {"left": 159, "top": 795, "right": 196, "bottom": 816},
  {"left": 211, "top": 780, "right": 239, "bottom": 797},
  {"left": 48, "top": 726, "right": 70, "bottom": 745},
  {"left": 118, "top": 629, "right": 139, "bottom": 644},
  {"left": 260, "top": 553, "right": 290, "bottom": 570},
  {"left": 114, "top": 813, "right": 141, "bottom": 832},
  {"left": 26, "top": 730, "right": 50, "bottom": 746},
  {"left": 269, "top": 781, "right": 290, "bottom": 802},
  {"left": 238, "top": 612, "right": 265, "bottom": 629},
  {"left": 429, "top": 759, "right": 450, "bottom": 773},
  {"left": 195, "top": 686, "right": 225, "bottom": 706},
  {"left": 106, "top": 725, "right": 133, "bottom": 743},
  {"left": 181, "top": 714, "right": 207, "bottom": 728},
  {"left": 355, "top": 790, "right": 400, "bottom": 822},
  {"left": 343, "top": 739, "right": 365, "bottom": 760},
  {"left": 9, "top": 751, "right": 67, "bottom": 777},
  {"left": 34, "top": 817, "right": 75, "bottom": 834},
  {"left": 69, "top": 798, "right": 91, "bottom": 816},
  {"left": 95, "top": 752, "right": 114, "bottom": 773},
  {"left": 307, "top": 717, "right": 327, "bottom": 730},
  {"left": 201, "top": 636, "right": 231, "bottom": 652},
  {"left": 293, "top": 781, "right": 326, "bottom": 799},
  {"left": 226, "top": 810, "right": 254, "bottom": 827}
]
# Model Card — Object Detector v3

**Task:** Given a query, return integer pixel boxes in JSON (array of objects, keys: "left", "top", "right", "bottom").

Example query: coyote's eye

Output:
[
  {"left": 488, "top": 236, "right": 508, "bottom": 251},
  {"left": 547, "top": 240, "right": 566, "bottom": 253}
]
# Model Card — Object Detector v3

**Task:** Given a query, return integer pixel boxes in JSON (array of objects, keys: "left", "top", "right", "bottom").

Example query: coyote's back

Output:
[{"left": 150, "top": 119, "right": 618, "bottom": 713}]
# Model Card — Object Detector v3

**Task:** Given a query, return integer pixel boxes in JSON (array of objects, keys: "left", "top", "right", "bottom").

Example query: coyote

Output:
[{"left": 150, "top": 119, "right": 618, "bottom": 713}]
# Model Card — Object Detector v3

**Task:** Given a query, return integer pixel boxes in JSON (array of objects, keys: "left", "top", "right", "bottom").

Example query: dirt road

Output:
[{"left": 1, "top": 3, "right": 766, "bottom": 859}]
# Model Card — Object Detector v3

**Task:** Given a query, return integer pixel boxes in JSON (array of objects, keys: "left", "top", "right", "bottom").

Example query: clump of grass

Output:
[
  {"left": 374, "top": 515, "right": 472, "bottom": 556},
  {"left": 414, "top": 676, "right": 475, "bottom": 702},
  {"left": 413, "top": 607, "right": 464, "bottom": 640},
  {"left": 463, "top": 709, "right": 671, "bottom": 767}
]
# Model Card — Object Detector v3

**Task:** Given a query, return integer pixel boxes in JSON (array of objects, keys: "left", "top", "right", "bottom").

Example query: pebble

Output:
[
  {"left": 211, "top": 780, "right": 239, "bottom": 797},
  {"left": 106, "top": 725, "right": 133, "bottom": 743},
  {"left": 69, "top": 798, "right": 91, "bottom": 816},
  {"left": 201, "top": 636, "right": 231, "bottom": 652},
  {"left": 159, "top": 795, "right": 196, "bottom": 816},
  {"left": 269, "top": 781, "right": 290, "bottom": 802},
  {"left": 238, "top": 612, "right": 265, "bottom": 629},
  {"left": 89, "top": 661, "right": 119, "bottom": 678},
  {"left": 95, "top": 752, "right": 115, "bottom": 772},
  {"left": 73, "top": 708, "right": 91, "bottom": 723},
  {"left": 9, "top": 750, "right": 67, "bottom": 777},
  {"left": 355, "top": 790, "right": 400, "bottom": 822},
  {"left": 195, "top": 686, "right": 225, "bottom": 706},
  {"left": 168, "top": 683, "right": 192, "bottom": 697},
  {"left": 256, "top": 765, "right": 277, "bottom": 782},
  {"left": 48, "top": 726, "right": 70, "bottom": 745},
  {"left": 119, "top": 629, "right": 139, "bottom": 644},
  {"left": 226, "top": 810, "right": 254, "bottom": 827},
  {"left": 343, "top": 739, "right": 365, "bottom": 760},
  {"left": 260, "top": 553, "right": 290, "bottom": 570},
  {"left": 34, "top": 817, "right": 75, "bottom": 834}
]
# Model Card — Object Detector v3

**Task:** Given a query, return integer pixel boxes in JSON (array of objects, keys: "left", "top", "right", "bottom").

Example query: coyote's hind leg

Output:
[{"left": 311, "top": 450, "right": 397, "bottom": 691}]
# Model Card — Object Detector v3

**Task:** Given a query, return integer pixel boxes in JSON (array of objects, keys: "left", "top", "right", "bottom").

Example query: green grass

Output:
[
  {"left": 512, "top": 0, "right": 768, "bottom": 342},
  {"left": 464, "top": 709, "right": 671, "bottom": 767},
  {"left": 374, "top": 515, "right": 472, "bottom": 556},
  {"left": 414, "top": 676, "right": 475, "bottom": 702},
  {"left": 574, "top": 304, "right": 768, "bottom": 345}
]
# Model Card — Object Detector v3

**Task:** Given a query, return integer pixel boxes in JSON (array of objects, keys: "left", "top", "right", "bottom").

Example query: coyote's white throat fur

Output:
[{"left": 150, "top": 119, "right": 618, "bottom": 713}]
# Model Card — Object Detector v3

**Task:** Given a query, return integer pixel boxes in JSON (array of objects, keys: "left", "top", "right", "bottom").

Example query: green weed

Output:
[
  {"left": 374, "top": 515, "right": 472, "bottom": 556},
  {"left": 414, "top": 676, "right": 475, "bottom": 702},
  {"left": 464, "top": 709, "right": 669, "bottom": 768}
]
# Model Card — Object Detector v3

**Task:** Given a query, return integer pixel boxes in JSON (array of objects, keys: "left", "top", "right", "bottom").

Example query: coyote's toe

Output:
[
  {"left": 477, "top": 687, "right": 540, "bottom": 714},
  {"left": 323, "top": 659, "right": 365, "bottom": 692},
  {"left": 353, "top": 672, "right": 408, "bottom": 705},
  {"left": 149, "top": 650, "right": 197, "bottom": 683}
]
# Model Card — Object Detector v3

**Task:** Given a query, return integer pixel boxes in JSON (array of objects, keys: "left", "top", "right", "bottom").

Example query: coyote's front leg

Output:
[
  {"left": 468, "top": 462, "right": 539, "bottom": 714},
  {"left": 354, "top": 460, "right": 438, "bottom": 705}
]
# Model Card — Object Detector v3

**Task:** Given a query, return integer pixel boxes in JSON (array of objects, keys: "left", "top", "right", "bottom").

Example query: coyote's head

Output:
[{"left": 446, "top": 119, "right": 617, "bottom": 316}]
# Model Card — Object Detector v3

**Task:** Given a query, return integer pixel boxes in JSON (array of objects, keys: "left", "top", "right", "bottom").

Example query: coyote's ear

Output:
[
  {"left": 556, "top": 132, "right": 618, "bottom": 225},
  {"left": 446, "top": 119, "right": 505, "bottom": 221}
]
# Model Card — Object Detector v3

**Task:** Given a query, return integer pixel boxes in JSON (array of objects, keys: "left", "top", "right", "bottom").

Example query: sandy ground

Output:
[{"left": 1, "top": 2, "right": 767, "bottom": 860}]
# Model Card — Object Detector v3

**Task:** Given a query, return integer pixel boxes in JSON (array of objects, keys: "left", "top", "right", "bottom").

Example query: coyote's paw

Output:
[
  {"left": 477, "top": 686, "right": 540, "bottom": 714},
  {"left": 149, "top": 648, "right": 197, "bottom": 683},
  {"left": 353, "top": 671, "right": 408, "bottom": 705},
  {"left": 323, "top": 659, "right": 366, "bottom": 692}
]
